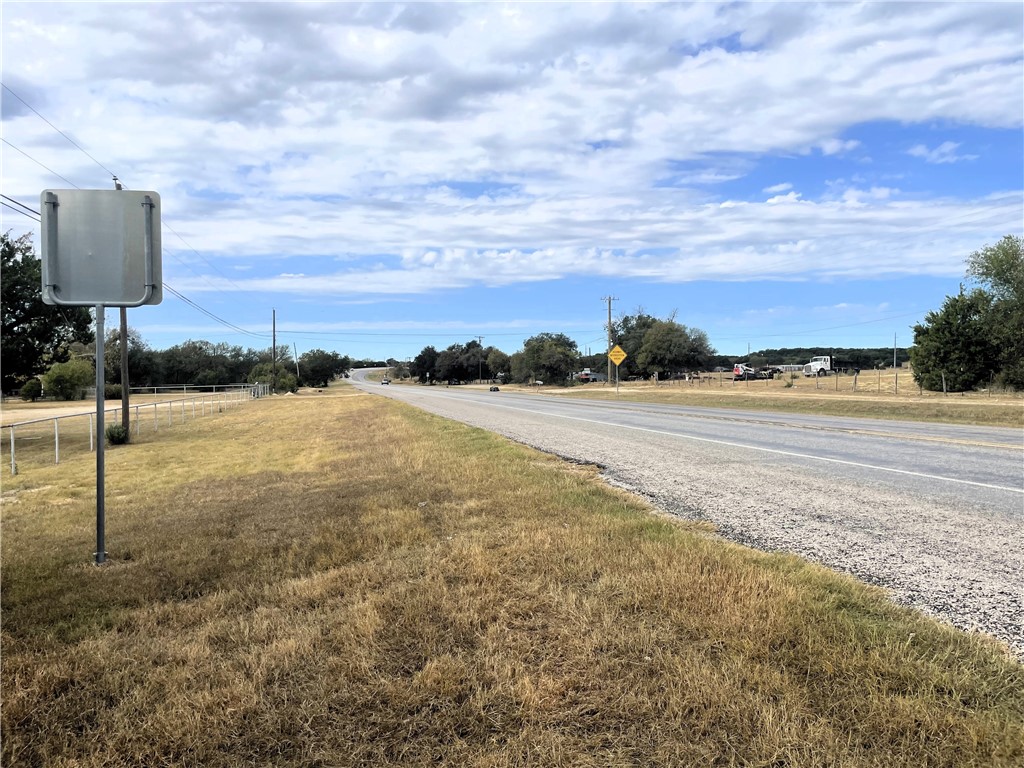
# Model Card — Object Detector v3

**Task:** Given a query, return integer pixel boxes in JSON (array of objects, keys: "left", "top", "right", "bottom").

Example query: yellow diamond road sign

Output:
[{"left": 608, "top": 345, "right": 627, "bottom": 366}]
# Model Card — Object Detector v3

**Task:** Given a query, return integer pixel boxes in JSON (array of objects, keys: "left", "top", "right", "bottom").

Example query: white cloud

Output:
[
  {"left": 765, "top": 191, "right": 803, "bottom": 204},
  {"left": 818, "top": 139, "right": 861, "bottom": 156},
  {"left": 1, "top": 1, "right": 1020, "bottom": 300},
  {"left": 907, "top": 141, "right": 979, "bottom": 164}
]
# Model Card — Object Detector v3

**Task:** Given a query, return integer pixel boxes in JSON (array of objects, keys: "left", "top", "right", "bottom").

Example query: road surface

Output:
[{"left": 353, "top": 371, "right": 1024, "bottom": 658}]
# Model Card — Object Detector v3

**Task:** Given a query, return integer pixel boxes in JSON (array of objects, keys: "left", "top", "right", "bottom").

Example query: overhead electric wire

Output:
[
  {"left": 156, "top": 286, "right": 266, "bottom": 339},
  {"left": 2, "top": 138, "right": 80, "bottom": 188},
  {"left": 1, "top": 198, "right": 40, "bottom": 221},
  {"left": 0, "top": 193, "right": 40, "bottom": 217},
  {"left": 2, "top": 83, "right": 119, "bottom": 179}
]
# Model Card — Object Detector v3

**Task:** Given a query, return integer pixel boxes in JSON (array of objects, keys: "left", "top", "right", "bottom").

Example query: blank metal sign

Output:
[{"left": 40, "top": 189, "right": 162, "bottom": 306}]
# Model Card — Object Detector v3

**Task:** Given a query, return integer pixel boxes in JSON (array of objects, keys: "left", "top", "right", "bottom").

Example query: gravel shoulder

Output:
[{"left": 370, "top": 384, "right": 1024, "bottom": 661}]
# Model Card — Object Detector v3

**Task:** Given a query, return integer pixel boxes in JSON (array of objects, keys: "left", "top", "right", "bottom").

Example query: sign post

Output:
[
  {"left": 40, "top": 189, "right": 162, "bottom": 565},
  {"left": 608, "top": 344, "right": 627, "bottom": 394}
]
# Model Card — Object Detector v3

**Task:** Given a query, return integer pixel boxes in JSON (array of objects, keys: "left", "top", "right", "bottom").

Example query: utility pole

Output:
[
  {"left": 893, "top": 332, "right": 897, "bottom": 369},
  {"left": 114, "top": 177, "right": 130, "bottom": 434},
  {"left": 476, "top": 336, "right": 484, "bottom": 383},
  {"left": 602, "top": 296, "right": 617, "bottom": 384},
  {"left": 272, "top": 308, "right": 277, "bottom": 394}
]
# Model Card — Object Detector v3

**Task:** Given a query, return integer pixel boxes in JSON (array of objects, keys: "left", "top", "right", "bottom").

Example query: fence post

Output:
[
  {"left": 90, "top": 414, "right": 95, "bottom": 451},
  {"left": 135, "top": 406, "right": 141, "bottom": 436},
  {"left": 54, "top": 419, "right": 60, "bottom": 465},
  {"left": 154, "top": 403, "right": 159, "bottom": 431},
  {"left": 10, "top": 427, "right": 16, "bottom": 476}
]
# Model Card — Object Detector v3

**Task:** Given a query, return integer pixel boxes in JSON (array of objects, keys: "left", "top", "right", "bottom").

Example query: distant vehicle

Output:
[
  {"left": 803, "top": 355, "right": 859, "bottom": 377},
  {"left": 798, "top": 356, "right": 856, "bottom": 376},
  {"left": 732, "top": 363, "right": 764, "bottom": 381},
  {"left": 489, "top": 386, "right": 500, "bottom": 392},
  {"left": 381, "top": 378, "right": 390, "bottom": 385},
  {"left": 803, "top": 356, "right": 834, "bottom": 377}
]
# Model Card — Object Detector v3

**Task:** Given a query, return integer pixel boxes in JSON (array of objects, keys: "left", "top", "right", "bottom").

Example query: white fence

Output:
[{"left": 4, "top": 384, "right": 270, "bottom": 475}]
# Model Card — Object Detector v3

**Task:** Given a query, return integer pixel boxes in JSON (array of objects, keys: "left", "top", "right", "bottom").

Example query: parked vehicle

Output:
[
  {"left": 802, "top": 355, "right": 860, "bottom": 377},
  {"left": 381, "top": 378, "right": 391, "bottom": 385},
  {"left": 733, "top": 363, "right": 766, "bottom": 381},
  {"left": 489, "top": 386, "right": 500, "bottom": 392}
]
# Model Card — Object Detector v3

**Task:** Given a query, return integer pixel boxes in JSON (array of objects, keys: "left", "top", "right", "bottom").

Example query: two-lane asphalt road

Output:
[{"left": 353, "top": 371, "right": 1024, "bottom": 657}]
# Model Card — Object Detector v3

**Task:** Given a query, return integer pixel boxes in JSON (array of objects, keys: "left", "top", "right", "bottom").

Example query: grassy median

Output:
[{"left": 2, "top": 388, "right": 1022, "bottom": 767}]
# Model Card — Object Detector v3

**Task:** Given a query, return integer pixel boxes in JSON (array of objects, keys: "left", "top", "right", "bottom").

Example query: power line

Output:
[
  {"left": 0, "top": 193, "right": 268, "bottom": 341},
  {"left": 4, "top": 87, "right": 248, "bottom": 295},
  {"left": 162, "top": 284, "right": 269, "bottom": 339},
  {"left": 2, "top": 83, "right": 119, "bottom": 179},
  {"left": 1, "top": 194, "right": 40, "bottom": 217},
  {"left": 1, "top": 198, "right": 40, "bottom": 221},
  {"left": 2, "top": 138, "right": 80, "bottom": 188}
]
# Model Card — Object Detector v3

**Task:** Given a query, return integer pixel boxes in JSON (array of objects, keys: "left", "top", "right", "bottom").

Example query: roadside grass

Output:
[
  {"left": 2, "top": 390, "right": 1022, "bottom": 767},
  {"left": 525, "top": 372, "right": 1024, "bottom": 428}
]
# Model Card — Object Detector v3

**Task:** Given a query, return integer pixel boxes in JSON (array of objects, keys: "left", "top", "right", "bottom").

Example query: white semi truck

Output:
[{"left": 803, "top": 355, "right": 836, "bottom": 377}]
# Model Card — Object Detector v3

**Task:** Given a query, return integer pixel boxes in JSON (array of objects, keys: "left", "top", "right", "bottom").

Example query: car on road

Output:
[
  {"left": 381, "top": 378, "right": 390, "bottom": 385},
  {"left": 489, "top": 386, "right": 500, "bottom": 392}
]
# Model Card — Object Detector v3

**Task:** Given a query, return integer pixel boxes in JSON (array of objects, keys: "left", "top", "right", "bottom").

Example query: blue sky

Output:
[{"left": 2, "top": 1, "right": 1021, "bottom": 361}]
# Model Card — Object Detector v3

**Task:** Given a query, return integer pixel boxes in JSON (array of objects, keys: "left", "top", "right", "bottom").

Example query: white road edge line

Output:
[{"left": 403, "top": 391, "right": 1024, "bottom": 494}]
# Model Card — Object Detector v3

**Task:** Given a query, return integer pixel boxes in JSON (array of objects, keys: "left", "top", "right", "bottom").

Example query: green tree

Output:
[
  {"left": 105, "top": 325, "right": 161, "bottom": 387},
  {"left": 411, "top": 346, "right": 439, "bottom": 384},
  {"left": 42, "top": 358, "right": 95, "bottom": 400},
  {"left": 1, "top": 232, "right": 93, "bottom": 393},
  {"left": 436, "top": 343, "right": 470, "bottom": 383},
  {"left": 513, "top": 333, "right": 579, "bottom": 384},
  {"left": 910, "top": 288, "right": 1000, "bottom": 392},
  {"left": 967, "top": 235, "right": 1023, "bottom": 389},
  {"left": 612, "top": 309, "right": 658, "bottom": 378},
  {"left": 299, "top": 349, "right": 349, "bottom": 387},
  {"left": 636, "top": 320, "right": 714, "bottom": 377},
  {"left": 19, "top": 379, "right": 42, "bottom": 401},
  {"left": 460, "top": 339, "right": 489, "bottom": 382},
  {"left": 247, "top": 361, "right": 298, "bottom": 393},
  {"left": 486, "top": 348, "right": 511, "bottom": 381}
]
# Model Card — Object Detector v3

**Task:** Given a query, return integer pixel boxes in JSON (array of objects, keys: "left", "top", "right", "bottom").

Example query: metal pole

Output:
[
  {"left": 54, "top": 419, "right": 60, "bottom": 465},
  {"left": 95, "top": 304, "right": 107, "bottom": 565},
  {"left": 120, "top": 307, "right": 130, "bottom": 433},
  {"left": 10, "top": 427, "right": 16, "bottom": 476}
]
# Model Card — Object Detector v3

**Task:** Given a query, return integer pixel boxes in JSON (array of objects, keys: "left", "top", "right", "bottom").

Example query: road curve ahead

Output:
[{"left": 351, "top": 371, "right": 1024, "bottom": 658}]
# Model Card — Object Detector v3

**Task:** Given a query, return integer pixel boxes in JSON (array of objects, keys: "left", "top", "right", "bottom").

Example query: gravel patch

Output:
[{"left": 380, "top": 389, "right": 1024, "bottom": 661}]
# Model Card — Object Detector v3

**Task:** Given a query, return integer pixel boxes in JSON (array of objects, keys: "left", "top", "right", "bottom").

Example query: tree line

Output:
[{"left": 5, "top": 230, "right": 1020, "bottom": 397}]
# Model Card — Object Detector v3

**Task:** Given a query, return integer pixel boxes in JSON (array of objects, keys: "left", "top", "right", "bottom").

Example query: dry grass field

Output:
[
  {"left": 2, "top": 388, "right": 1022, "bottom": 766},
  {"left": 527, "top": 370, "right": 1024, "bottom": 428}
]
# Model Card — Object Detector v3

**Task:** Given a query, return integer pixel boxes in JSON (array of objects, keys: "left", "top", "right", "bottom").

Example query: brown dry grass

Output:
[
  {"left": 525, "top": 370, "right": 1024, "bottom": 428},
  {"left": 2, "top": 389, "right": 1022, "bottom": 767}
]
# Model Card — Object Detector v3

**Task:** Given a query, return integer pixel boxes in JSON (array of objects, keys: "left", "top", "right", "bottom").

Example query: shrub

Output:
[
  {"left": 104, "top": 384, "right": 123, "bottom": 400},
  {"left": 105, "top": 424, "right": 130, "bottom": 445},
  {"left": 19, "top": 379, "right": 42, "bottom": 401},
  {"left": 42, "top": 359, "right": 94, "bottom": 401}
]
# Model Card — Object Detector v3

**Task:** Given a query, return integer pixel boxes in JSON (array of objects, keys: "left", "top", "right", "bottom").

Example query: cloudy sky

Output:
[{"left": 2, "top": 1, "right": 1021, "bottom": 361}]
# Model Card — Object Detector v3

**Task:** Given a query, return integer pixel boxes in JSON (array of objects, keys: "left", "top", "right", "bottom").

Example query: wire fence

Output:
[{"left": 3, "top": 384, "right": 270, "bottom": 476}]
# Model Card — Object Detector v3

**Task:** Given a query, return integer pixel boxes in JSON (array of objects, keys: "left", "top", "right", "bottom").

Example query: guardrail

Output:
[{"left": 4, "top": 384, "right": 269, "bottom": 475}]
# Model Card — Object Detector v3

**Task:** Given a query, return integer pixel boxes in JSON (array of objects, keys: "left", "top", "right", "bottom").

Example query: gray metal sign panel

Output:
[{"left": 40, "top": 189, "right": 162, "bottom": 306}]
